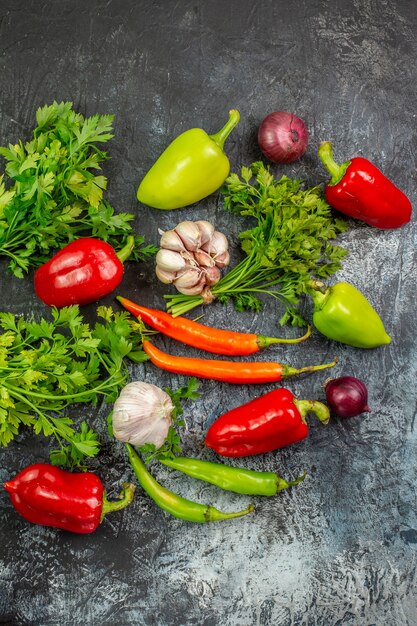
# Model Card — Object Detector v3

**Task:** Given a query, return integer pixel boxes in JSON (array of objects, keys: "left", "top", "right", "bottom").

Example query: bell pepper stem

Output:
[
  {"left": 318, "top": 141, "right": 351, "bottom": 186},
  {"left": 100, "top": 482, "right": 136, "bottom": 522},
  {"left": 116, "top": 235, "right": 135, "bottom": 263},
  {"left": 294, "top": 399, "right": 331, "bottom": 425},
  {"left": 305, "top": 279, "right": 330, "bottom": 309},
  {"left": 209, "top": 109, "right": 240, "bottom": 149}
]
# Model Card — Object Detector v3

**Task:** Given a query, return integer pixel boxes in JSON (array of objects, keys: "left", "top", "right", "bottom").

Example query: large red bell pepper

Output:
[
  {"left": 4, "top": 464, "right": 135, "bottom": 534},
  {"left": 205, "top": 388, "right": 330, "bottom": 457},
  {"left": 34, "top": 236, "right": 134, "bottom": 307},
  {"left": 318, "top": 141, "right": 412, "bottom": 229}
]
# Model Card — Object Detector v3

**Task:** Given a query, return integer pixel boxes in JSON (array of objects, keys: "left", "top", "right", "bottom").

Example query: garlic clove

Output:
[
  {"left": 156, "top": 248, "right": 187, "bottom": 273},
  {"left": 174, "top": 267, "right": 203, "bottom": 290},
  {"left": 112, "top": 381, "right": 174, "bottom": 449},
  {"left": 204, "top": 265, "right": 221, "bottom": 286},
  {"left": 175, "top": 281, "right": 206, "bottom": 296},
  {"left": 174, "top": 221, "right": 202, "bottom": 251},
  {"left": 155, "top": 265, "right": 177, "bottom": 284},
  {"left": 195, "top": 220, "right": 215, "bottom": 246},
  {"left": 213, "top": 250, "right": 230, "bottom": 269},
  {"left": 159, "top": 229, "right": 186, "bottom": 252},
  {"left": 201, "top": 230, "right": 229, "bottom": 257},
  {"left": 193, "top": 249, "right": 216, "bottom": 268},
  {"left": 175, "top": 269, "right": 206, "bottom": 295},
  {"left": 180, "top": 250, "right": 200, "bottom": 268}
]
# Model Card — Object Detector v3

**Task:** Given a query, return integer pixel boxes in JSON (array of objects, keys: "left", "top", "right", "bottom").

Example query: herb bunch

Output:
[
  {"left": 0, "top": 305, "right": 148, "bottom": 467},
  {"left": 165, "top": 162, "right": 349, "bottom": 323},
  {"left": 0, "top": 101, "right": 157, "bottom": 277}
]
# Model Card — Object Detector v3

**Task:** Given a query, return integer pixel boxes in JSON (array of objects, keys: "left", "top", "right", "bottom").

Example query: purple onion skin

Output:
[
  {"left": 324, "top": 376, "right": 371, "bottom": 419},
  {"left": 258, "top": 111, "right": 309, "bottom": 164}
]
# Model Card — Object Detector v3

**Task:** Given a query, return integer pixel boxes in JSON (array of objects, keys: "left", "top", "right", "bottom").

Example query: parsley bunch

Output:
[
  {"left": 165, "top": 162, "right": 349, "bottom": 323},
  {"left": 0, "top": 101, "right": 156, "bottom": 277},
  {"left": 0, "top": 305, "right": 147, "bottom": 467}
]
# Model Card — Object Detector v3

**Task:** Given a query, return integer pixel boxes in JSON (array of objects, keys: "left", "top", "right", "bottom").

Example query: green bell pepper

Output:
[
  {"left": 137, "top": 109, "right": 240, "bottom": 210},
  {"left": 307, "top": 280, "right": 391, "bottom": 348}
]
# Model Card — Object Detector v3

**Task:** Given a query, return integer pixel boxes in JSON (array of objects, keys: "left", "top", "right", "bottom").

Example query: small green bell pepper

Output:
[
  {"left": 307, "top": 280, "right": 391, "bottom": 348},
  {"left": 137, "top": 109, "right": 240, "bottom": 210}
]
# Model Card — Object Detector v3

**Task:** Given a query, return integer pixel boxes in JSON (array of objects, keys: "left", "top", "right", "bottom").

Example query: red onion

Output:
[
  {"left": 324, "top": 376, "right": 371, "bottom": 418},
  {"left": 258, "top": 111, "right": 308, "bottom": 163}
]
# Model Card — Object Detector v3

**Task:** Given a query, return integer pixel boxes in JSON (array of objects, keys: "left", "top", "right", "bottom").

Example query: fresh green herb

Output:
[
  {"left": 0, "top": 305, "right": 147, "bottom": 466},
  {"left": 138, "top": 378, "right": 200, "bottom": 463},
  {"left": 49, "top": 421, "right": 100, "bottom": 470},
  {"left": 0, "top": 101, "right": 157, "bottom": 277},
  {"left": 164, "top": 161, "right": 349, "bottom": 320}
]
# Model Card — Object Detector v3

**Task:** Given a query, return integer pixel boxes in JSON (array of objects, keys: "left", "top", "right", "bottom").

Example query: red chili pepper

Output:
[
  {"left": 34, "top": 236, "right": 134, "bottom": 307},
  {"left": 142, "top": 340, "right": 337, "bottom": 384},
  {"left": 318, "top": 141, "right": 412, "bottom": 229},
  {"left": 205, "top": 388, "right": 330, "bottom": 457},
  {"left": 4, "top": 464, "right": 135, "bottom": 534},
  {"left": 117, "top": 296, "right": 311, "bottom": 356}
]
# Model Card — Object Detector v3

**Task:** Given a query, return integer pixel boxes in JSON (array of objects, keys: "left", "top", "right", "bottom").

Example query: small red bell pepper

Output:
[
  {"left": 205, "top": 388, "right": 330, "bottom": 457},
  {"left": 34, "top": 236, "right": 134, "bottom": 308},
  {"left": 4, "top": 464, "right": 135, "bottom": 534},
  {"left": 318, "top": 141, "right": 412, "bottom": 229}
]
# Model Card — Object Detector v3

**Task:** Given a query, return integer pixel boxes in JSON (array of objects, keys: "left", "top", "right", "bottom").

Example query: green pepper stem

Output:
[
  {"left": 318, "top": 141, "right": 351, "bottom": 186},
  {"left": 257, "top": 325, "right": 312, "bottom": 349},
  {"left": 100, "top": 482, "right": 136, "bottom": 522},
  {"left": 116, "top": 235, "right": 135, "bottom": 263},
  {"left": 125, "top": 444, "right": 254, "bottom": 522},
  {"left": 294, "top": 399, "right": 331, "bottom": 425},
  {"left": 277, "top": 470, "right": 307, "bottom": 492},
  {"left": 305, "top": 279, "right": 330, "bottom": 310},
  {"left": 209, "top": 109, "right": 240, "bottom": 149}
]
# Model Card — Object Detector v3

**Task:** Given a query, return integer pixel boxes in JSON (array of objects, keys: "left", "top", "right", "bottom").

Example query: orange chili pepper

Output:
[
  {"left": 118, "top": 296, "right": 310, "bottom": 356},
  {"left": 142, "top": 340, "right": 337, "bottom": 384}
]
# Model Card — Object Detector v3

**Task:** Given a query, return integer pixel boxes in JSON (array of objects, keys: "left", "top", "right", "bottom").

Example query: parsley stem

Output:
[
  {"left": 3, "top": 375, "right": 121, "bottom": 402},
  {"left": 5, "top": 386, "right": 76, "bottom": 446}
]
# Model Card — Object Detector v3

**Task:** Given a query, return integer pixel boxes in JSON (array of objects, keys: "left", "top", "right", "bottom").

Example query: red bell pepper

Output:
[
  {"left": 318, "top": 141, "right": 412, "bottom": 229},
  {"left": 4, "top": 464, "right": 135, "bottom": 534},
  {"left": 34, "top": 236, "right": 134, "bottom": 308},
  {"left": 205, "top": 388, "right": 330, "bottom": 457}
]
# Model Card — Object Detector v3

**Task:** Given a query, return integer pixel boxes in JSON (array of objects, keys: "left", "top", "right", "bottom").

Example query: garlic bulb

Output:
[
  {"left": 112, "top": 381, "right": 174, "bottom": 448},
  {"left": 156, "top": 220, "right": 230, "bottom": 295}
]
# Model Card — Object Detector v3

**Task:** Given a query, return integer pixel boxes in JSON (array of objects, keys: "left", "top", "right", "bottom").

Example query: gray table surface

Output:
[{"left": 1, "top": 1, "right": 416, "bottom": 625}]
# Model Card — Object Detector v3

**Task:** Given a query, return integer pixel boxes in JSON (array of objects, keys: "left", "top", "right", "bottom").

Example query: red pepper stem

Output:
[
  {"left": 257, "top": 325, "right": 312, "bottom": 348},
  {"left": 318, "top": 141, "right": 351, "bottom": 186},
  {"left": 116, "top": 235, "right": 135, "bottom": 263},
  {"left": 209, "top": 109, "right": 240, "bottom": 150},
  {"left": 100, "top": 482, "right": 136, "bottom": 522},
  {"left": 294, "top": 399, "right": 331, "bottom": 425},
  {"left": 283, "top": 358, "right": 338, "bottom": 378}
]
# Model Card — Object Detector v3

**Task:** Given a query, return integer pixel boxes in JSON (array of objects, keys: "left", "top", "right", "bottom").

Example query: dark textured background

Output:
[{"left": 1, "top": 1, "right": 416, "bottom": 625}]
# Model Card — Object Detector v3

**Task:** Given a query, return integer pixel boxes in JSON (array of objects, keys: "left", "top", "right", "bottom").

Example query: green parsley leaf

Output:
[{"left": 0, "top": 101, "right": 156, "bottom": 276}]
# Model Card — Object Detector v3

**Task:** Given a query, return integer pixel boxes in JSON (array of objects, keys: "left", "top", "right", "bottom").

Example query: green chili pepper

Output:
[
  {"left": 137, "top": 109, "right": 240, "bottom": 210},
  {"left": 307, "top": 280, "right": 391, "bottom": 348},
  {"left": 160, "top": 456, "right": 306, "bottom": 496},
  {"left": 125, "top": 444, "right": 254, "bottom": 522}
]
